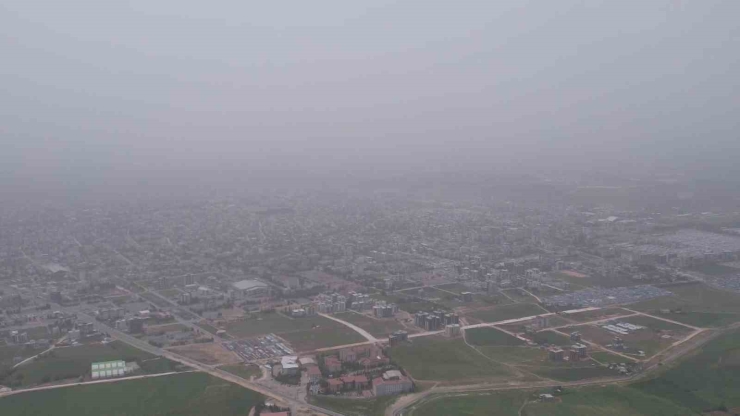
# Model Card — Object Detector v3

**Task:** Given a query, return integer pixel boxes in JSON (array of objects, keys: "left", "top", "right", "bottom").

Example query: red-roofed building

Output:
[
  {"left": 306, "top": 365, "right": 322, "bottom": 383},
  {"left": 324, "top": 356, "right": 342, "bottom": 374},
  {"left": 359, "top": 355, "right": 390, "bottom": 369},
  {"left": 327, "top": 378, "right": 344, "bottom": 393},
  {"left": 340, "top": 374, "right": 369, "bottom": 391}
]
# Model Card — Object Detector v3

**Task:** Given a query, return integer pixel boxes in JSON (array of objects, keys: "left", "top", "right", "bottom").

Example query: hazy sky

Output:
[{"left": 2, "top": 0, "right": 739, "bottom": 188}]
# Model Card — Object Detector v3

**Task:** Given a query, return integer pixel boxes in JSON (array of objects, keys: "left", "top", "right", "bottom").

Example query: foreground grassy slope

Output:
[
  {"left": 0, "top": 372, "right": 265, "bottom": 416},
  {"left": 413, "top": 328, "right": 740, "bottom": 415}
]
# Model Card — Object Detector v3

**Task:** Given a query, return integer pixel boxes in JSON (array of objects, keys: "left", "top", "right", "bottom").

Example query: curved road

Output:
[{"left": 319, "top": 312, "right": 379, "bottom": 343}]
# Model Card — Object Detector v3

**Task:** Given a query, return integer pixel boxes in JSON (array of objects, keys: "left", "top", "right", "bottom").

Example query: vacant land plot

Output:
[
  {"left": 0, "top": 372, "right": 265, "bottom": 416},
  {"left": 623, "top": 315, "right": 694, "bottom": 333},
  {"left": 0, "top": 341, "right": 181, "bottom": 387},
  {"left": 389, "top": 336, "right": 514, "bottom": 383},
  {"left": 502, "top": 288, "right": 541, "bottom": 303},
  {"left": 528, "top": 363, "right": 616, "bottom": 382},
  {"left": 157, "top": 288, "right": 182, "bottom": 299},
  {"left": 562, "top": 307, "right": 632, "bottom": 323},
  {"left": 195, "top": 321, "right": 221, "bottom": 335},
  {"left": 145, "top": 323, "right": 190, "bottom": 336},
  {"left": 225, "top": 312, "right": 365, "bottom": 350},
  {"left": 570, "top": 322, "right": 679, "bottom": 358},
  {"left": 332, "top": 312, "right": 405, "bottom": 337},
  {"left": 167, "top": 343, "right": 239, "bottom": 366},
  {"left": 466, "top": 327, "right": 524, "bottom": 346},
  {"left": 139, "top": 292, "right": 172, "bottom": 308},
  {"left": 466, "top": 303, "right": 548, "bottom": 324},
  {"left": 529, "top": 330, "right": 571, "bottom": 346},
  {"left": 499, "top": 315, "right": 573, "bottom": 334},
  {"left": 477, "top": 346, "right": 547, "bottom": 365},
  {"left": 629, "top": 283, "right": 740, "bottom": 327},
  {"left": 218, "top": 363, "right": 262, "bottom": 380},
  {"left": 591, "top": 350, "right": 631, "bottom": 365},
  {"left": 433, "top": 283, "right": 470, "bottom": 294},
  {"left": 310, "top": 395, "right": 397, "bottom": 416}
]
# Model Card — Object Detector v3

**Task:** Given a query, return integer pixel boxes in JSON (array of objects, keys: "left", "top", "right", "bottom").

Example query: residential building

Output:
[{"left": 373, "top": 370, "right": 413, "bottom": 396}]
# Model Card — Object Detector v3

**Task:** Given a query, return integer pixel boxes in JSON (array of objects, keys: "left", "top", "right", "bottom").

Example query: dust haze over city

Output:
[{"left": 2, "top": 2, "right": 740, "bottom": 416}]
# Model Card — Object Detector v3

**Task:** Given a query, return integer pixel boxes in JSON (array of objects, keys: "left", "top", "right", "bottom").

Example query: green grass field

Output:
[
  {"left": 525, "top": 385, "right": 694, "bottom": 416},
  {"left": 629, "top": 283, "right": 740, "bottom": 327},
  {"left": 528, "top": 363, "right": 616, "bottom": 382},
  {"left": 310, "top": 395, "right": 397, "bottom": 416},
  {"left": 409, "top": 328, "right": 740, "bottom": 415},
  {"left": 530, "top": 330, "right": 571, "bottom": 346},
  {"left": 467, "top": 303, "right": 548, "bottom": 324},
  {"left": 623, "top": 315, "right": 693, "bottom": 332},
  {"left": 195, "top": 321, "right": 221, "bottom": 335},
  {"left": 689, "top": 263, "right": 740, "bottom": 276},
  {"left": 224, "top": 313, "right": 364, "bottom": 350},
  {"left": 477, "top": 346, "right": 547, "bottom": 364},
  {"left": 632, "top": 328, "right": 740, "bottom": 413},
  {"left": 1, "top": 345, "right": 38, "bottom": 366},
  {"left": 389, "top": 336, "right": 514, "bottom": 383},
  {"left": 465, "top": 327, "right": 524, "bottom": 346},
  {"left": 332, "top": 312, "right": 406, "bottom": 337},
  {"left": 590, "top": 350, "right": 631, "bottom": 364},
  {"left": 0, "top": 341, "right": 182, "bottom": 387},
  {"left": 139, "top": 292, "right": 172, "bottom": 308},
  {"left": 218, "top": 363, "right": 262, "bottom": 379},
  {"left": 409, "top": 390, "right": 530, "bottom": 416},
  {"left": 0, "top": 372, "right": 265, "bottom": 416}
]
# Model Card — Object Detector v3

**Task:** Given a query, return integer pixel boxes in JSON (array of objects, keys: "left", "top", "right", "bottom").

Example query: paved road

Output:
[{"left": 319, "top": 312, "right": 378, "bottom": 342}]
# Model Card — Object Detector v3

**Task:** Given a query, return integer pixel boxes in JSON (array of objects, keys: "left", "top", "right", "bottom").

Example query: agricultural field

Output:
[
  {"left": 0, "top": 341, "right": 182, "bottom": 388},
  {"left": 466, "top": 303, "right": 549, "bottom": 324},
  {"left": 309, "top": 395, "right": 397, "bottom": 416},
  {"left": 629, "top": 283, "right": 740, "bottom": 327},
  {"left": 389, "top": 336, "right": 515, "bottom": 384},
  {"left": 465, "top": 327, "right": 524, "bottom": 346},
  {"left": 0, "top": 372, "right": 266, "bottom": 416},
  {"left": 144, "top": 323, "right": 190, "bottom": 336},
  {"left": 332, "top": 312, "right": 407, "bottom": 337},
  {"left": 218, "top": 363, "right": 262, "bottom": 380}
]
